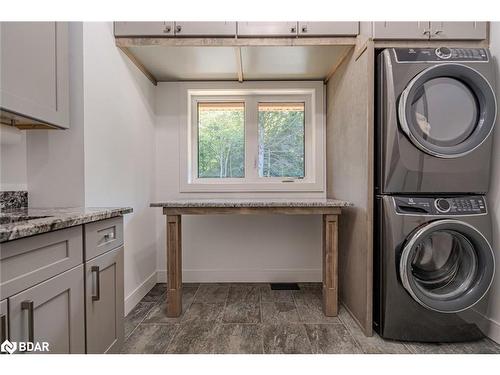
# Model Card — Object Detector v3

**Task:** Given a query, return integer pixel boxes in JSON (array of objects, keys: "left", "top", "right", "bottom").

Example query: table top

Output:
[{"left": 150, "top": 199, "right": 352, "bottom": 208}]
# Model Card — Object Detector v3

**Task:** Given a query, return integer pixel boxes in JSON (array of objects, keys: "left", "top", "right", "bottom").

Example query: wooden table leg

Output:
[
  {"left": 166, "top": 215, "right": 182, "bottom": 317},
  {"left": 322, "top": 214, "right": 338, "bottom": 316}
]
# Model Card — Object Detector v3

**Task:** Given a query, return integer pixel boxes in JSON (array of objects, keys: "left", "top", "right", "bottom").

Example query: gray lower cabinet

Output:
[
  {"left": 8, "top": 265, "right": 85, "bottom": 354},
  {"left": 298, "top": 22, "right": 359, "bottom": 36},
  {"left": 114, "top": 22, "right": 174, "bottom": 36},
  {"left": 0, "top": 22, "right": 69, "bottom": 128},
  {"left": 85, "top": 246, "right": 124, "bottom": 354},
  {"left": 1, "top": 299, "right": 7, "bottom": 342}
]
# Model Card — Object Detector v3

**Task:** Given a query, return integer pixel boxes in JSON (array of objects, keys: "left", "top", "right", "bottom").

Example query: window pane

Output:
[
  {"left": 198, "top": 102, "right": 245, "bottom": 178},
  {"left": 258, "top": 102, "right": 305, "bottom": 178}
]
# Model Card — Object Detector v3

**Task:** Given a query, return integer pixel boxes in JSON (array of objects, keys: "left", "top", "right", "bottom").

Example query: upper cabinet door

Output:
[
  {"left": 174, "top": 22, "right": 236, "bottom": 36},
  {"left": 0, "top": 22, "right": 70, "bottom": 128},
  {"left": 114, "top": 22, "right": 174, "bottom": 36},
  {"left": 237, "top": 22, "right": 298, "bottom": 37},
  {"left": 372, "top": 21, "right": 430, "bottom": 40},
  {"left": 430, "top": 22, "right": 487, "bottom": 40},
  {"left": 298, "top": 22, "right": 359, "bottom": 36}
]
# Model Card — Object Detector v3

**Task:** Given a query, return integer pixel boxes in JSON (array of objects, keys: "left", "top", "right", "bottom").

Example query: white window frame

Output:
[{"left": 180, "top": 82, "right": 325, "bottom": 193}]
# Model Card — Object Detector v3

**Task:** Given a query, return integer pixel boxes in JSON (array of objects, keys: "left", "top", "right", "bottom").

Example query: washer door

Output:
[
  {"left": 400, "top": 219, "right": 495, "bottom": 313},
  {"left": 398, "top": 63, "right": 497, "bottom": 158}
]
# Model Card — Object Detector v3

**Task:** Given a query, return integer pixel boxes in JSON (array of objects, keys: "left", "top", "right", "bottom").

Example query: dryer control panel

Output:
[
  {"left": 394, "top": 47, "right": 489, "bottom": 62},
  {"left": 394, "top": 196, "right": 487, "bottom": 215}
]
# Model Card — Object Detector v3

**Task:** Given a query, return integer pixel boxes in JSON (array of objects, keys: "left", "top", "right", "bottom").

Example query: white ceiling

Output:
[{"left": 128, "top": 45, "right": 352, "bottom": 81}]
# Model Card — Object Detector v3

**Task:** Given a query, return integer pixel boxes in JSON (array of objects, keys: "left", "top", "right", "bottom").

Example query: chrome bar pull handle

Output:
[
  {"left": 21, "top": 301, "right": 34, "bottom": 342},
  {"left": 91, "top": 266, "right": 101, "bottom": 301}
]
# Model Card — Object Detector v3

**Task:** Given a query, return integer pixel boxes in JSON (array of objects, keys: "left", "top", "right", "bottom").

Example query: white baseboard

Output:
[
  {"left": 461, "top": 308, "right": 500, "bottom": 344},
  {"left": 156, "top": 268, "right": 321, "bottom": 283},
  {"left": 124, "top": 271, "right": 157, "bottom": 315}
]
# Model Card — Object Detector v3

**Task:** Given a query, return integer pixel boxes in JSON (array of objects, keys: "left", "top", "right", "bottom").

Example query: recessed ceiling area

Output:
[{"left": 127, "top": 45, "right": 352, "bottom": 82}]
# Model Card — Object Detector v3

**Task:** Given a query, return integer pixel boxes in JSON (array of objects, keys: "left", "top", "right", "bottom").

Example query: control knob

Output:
[
  {"left": 435, "top": 198, "right": 451, "bottom": 213},
  {"left": 435, "top": 47, "right": 452, "bottom": 59}
]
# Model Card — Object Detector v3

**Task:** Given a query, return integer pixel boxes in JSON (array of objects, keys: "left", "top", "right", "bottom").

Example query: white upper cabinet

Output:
[
  {"left": 174, "top": 22, "right": 236, "bottom": 36},
  {"left": 114, "top": 22, "right": 174, "bottom": 36},
  {"left": 429, "top": 22, "right": 487, "bottom": 40},
  {"left": 0, "top": 22, "right": 70, "bottom": 129},
  {"left": 237, "top": 22, "right": 298, "bottom": 37},
  {"left": 372, "top": 21, "right": 487, "bottom": 40},
  {"left": 298, "top": 22, "right": 359, "bottom": 36},
  {"left": 372, "top": 22, "right": 430, "bottom": 40}
]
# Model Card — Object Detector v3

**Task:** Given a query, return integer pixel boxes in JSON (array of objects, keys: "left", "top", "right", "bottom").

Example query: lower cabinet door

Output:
[
  {"left": 1, "top": 299, "right": 8, "bottom": 342},
  {"left": 9, "top": 265, "right": 85, "bottom": 354},
  {"left": 85, "top": 246, "right": 124, "bottom": 354}
]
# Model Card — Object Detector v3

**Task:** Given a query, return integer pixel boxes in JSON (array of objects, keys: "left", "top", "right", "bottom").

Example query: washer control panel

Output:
[
  {"left": 394, "top": 196, "right": 487, "bottom": 215},
  {"left": 394, "top": 47, "right": 489, "bottom": 62}
]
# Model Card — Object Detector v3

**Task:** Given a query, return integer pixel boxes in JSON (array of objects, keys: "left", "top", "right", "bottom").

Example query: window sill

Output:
[{"left": 179, "top": 180, "right": 325, "bottom": 193}]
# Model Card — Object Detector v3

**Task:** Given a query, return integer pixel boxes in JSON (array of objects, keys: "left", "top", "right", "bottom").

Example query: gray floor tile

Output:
[
  {"left": 143, "top": 287, "right": 198, "bottom": 324},
  {"left": 166, "top": 321, "right": 218, "bottom": 354},
  {"left": 298, "top": 282, "right": 322, "bottom": 290},
  {"left": 194, "top": 283, "right": 230, "bottom": 303},
  {"left": 405, "top": 339, "right": 500, "bottom": 354},
  {"left": 124, "top": 302, "right": 156, "bottom": 338},
  {"left": 261, "top": 302, "right": 300, "bottom": 324},
  {"left": 223, "top": 302, "right": 261, "bottom": 323},
  {"left": 212, "top": 324, "right": 264, "bottom": 354},
  {"left": 304, "top": 323, "right": 362, "bottom": 354},
  {"left": 122, "top": 323, "right": 178, "bottom": 354},
  {"left": 141, "top": 283, "right": 168, "bottom": 302},
  {"left": 263, "top": 323, "right": 313, "bottom": 354},
  {"left": 227, "top": 284, "right": 261, "bottom": 303},
  {"left": 293, "top": 289, "right": 342, "bottom": 324},
  {"left": 338, "top": 308, "right": 410, "bottom": 354},
  {"left": 182, "top": 302, "right": 225, "bottom": 323},
  {"left": 261, "top": 285, "right": 294, "bottom": 303}
]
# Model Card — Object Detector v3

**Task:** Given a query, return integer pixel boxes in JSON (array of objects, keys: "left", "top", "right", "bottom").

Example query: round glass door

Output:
[
  {"left": 400, "top": 220, "right": 495, "bottom": 313},
  {"left": 398, "top": 64, "right": 497, "bottom": 158}
]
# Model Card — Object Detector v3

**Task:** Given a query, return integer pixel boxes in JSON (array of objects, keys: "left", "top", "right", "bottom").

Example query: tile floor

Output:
[{"left": 122, "top": 283, "right": 500, "bottom": 354}]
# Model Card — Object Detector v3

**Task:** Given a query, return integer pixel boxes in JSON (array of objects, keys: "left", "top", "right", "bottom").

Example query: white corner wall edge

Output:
[
  {"left": 124, "top": 271, "right": 158, "bottom": 315},
  {"left": 156, "top": 268, "right": 321, "bottom": 283},
  {"left": 461, "top": 308, "right": 500, "bottom": 344}
]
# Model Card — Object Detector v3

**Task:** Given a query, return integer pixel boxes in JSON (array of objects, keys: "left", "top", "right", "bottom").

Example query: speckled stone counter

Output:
[
  {"left": 150, "top": 199, "right": 352, "bottom": 208},
  {"left": 0, "top": 207, "right": 133, "bottom": 243}
]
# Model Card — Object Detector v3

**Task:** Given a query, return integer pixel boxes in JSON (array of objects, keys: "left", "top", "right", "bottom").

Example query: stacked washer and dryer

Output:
[{"left": 374, "top": 47, "right": 497, "bottom": 342}]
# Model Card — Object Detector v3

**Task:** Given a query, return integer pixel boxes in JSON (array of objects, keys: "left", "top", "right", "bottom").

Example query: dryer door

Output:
[
  {"left": 398, "top": 63, "right": 497, "bottom": 158},
  {"left": 400, "top": 219, "right": 495, "bottom": 313}
]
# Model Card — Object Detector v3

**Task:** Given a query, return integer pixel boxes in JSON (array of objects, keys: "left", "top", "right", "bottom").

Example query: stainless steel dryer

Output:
[
  {"left": 376, "top": 48, "right": 497, "bottom": 194},
  {"left": 374, "top": 194, "right": 495, "bottom": 342}
]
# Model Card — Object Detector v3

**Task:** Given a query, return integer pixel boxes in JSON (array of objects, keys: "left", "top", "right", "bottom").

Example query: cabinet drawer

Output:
[
  {"left": 0, "top": 226, "right": 83, "bottom": 300},
  {"left": 84, "top": 217, "right": 124, "bottom": 260}
]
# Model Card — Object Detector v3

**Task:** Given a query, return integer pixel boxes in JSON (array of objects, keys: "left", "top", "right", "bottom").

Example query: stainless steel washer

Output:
[
  {"left": 376, "top": 47, "right": 497, "bottom": 194},
  {"left": 373, "top": 194, "right": 495, "bottom": 342}
]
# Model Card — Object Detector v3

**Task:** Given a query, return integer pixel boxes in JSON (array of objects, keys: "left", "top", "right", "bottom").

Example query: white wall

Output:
[
  {"left": 82, "top": 22, "right": 157, "bottom": 312},
  {"left": 468, "top": 21, "right": 500, "bottom": 343},
  {"left": 154, "top": 82, "right": 323, "bottom": 282},
  {"left": 0, "top": 125, "right": 27, "bottom": 191}
]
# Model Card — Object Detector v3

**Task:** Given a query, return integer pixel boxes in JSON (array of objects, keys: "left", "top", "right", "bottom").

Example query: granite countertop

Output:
[
  {"left": 150, "top": 199, "right": 352, "bottom": 208},
  {"left": 0, "top": 207, "right": 133, "bottom": 243}
]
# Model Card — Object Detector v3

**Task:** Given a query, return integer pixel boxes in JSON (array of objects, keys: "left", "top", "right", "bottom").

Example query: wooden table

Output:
[{"left": 150, "top": 200, "right": 350, "bottom": 318}]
